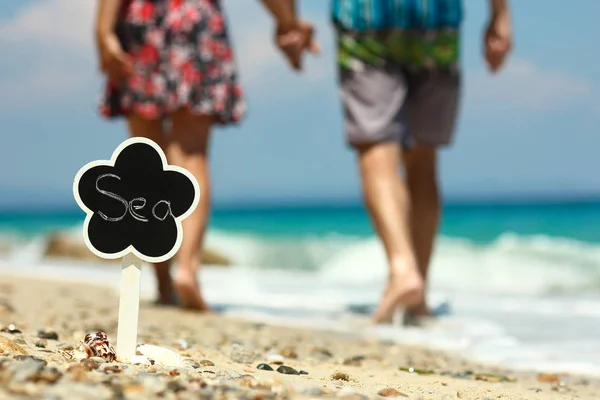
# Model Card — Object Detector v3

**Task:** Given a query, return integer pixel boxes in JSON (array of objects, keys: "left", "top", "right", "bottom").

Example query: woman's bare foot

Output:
[
  {"left": 173, "top": 269, "right": 211, "bottom": 311},
  {"left": 372, "top": 262, "right": 424, "bottom": 324}
]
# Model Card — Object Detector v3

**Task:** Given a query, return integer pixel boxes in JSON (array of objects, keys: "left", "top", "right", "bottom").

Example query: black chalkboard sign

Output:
[{"left": 73, "top": 137, "right": 199, "bottom": 263}]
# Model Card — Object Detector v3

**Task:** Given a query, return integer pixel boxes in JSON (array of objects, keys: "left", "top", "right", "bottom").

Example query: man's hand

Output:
[
  {"left": 275, "top": 20, "right": 321, "bottom": 71},
  {"left": 96, "top": 32, "right": 132, "bottom": 84},
  {"left": 484, "top": 12, "right": 512, "bottom": 73}
]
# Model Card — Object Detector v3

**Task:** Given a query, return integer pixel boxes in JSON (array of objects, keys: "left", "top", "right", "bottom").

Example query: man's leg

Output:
[
  {"left": 336, "top": 29, "right": 426, "bottom": 323},
  {"left": 356, "top": 142, "right": 424, "bottom": 324},
  {"left": 402, "top": 64, "right": 461, "bottom": 320},
  {"left": 403, "top": 145, "right": 440, "bottom": 317}
]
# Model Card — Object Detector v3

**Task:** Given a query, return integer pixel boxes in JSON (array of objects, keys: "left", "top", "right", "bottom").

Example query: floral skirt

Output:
[{"left": 99, "top": 0, "right": 245, "bottom": 124}]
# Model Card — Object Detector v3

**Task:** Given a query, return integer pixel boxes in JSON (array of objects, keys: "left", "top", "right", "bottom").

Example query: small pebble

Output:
[
  {"left": 257, "top": 363, "right": 274, "bottom": 371},
  {"left": 276, "top": 365, "right": 299, "bottom": 375},
  {"left": 331, "top": 371, "right": 350, "bottom": 381},
  {"left": 377, "top": 387, "right": 408, "bottom": 397},
  {"left": 14, "top": 355, "right": 47, "bottom": 366},
  {"left": 2, "top": 324, "right": 22, "bottom": 334},
  {"left": 37, "top": 330, "right": 59, "bottom": 340},
  {"left": 279, "top": 346, "right": 298, "bottom": 359},
  {"left": 198, "top": 359, "right": 215, "bottom": 367},
  {"left": 299, "top": 370, "right": 309, "bottom": 375}
]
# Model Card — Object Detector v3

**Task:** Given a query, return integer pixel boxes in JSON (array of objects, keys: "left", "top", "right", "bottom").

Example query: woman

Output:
[{"left": 95, "top": 0, "right": 245, "bottom": 310}]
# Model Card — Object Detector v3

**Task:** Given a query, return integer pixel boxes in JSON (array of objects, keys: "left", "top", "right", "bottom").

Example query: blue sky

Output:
[{"left": 0, "top": 0, "right": 598, "bottom": 209}]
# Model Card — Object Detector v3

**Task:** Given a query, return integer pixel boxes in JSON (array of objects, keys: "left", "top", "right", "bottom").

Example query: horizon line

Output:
[{"left": 1, "top": 193, "right": 599, "bottom": 214}]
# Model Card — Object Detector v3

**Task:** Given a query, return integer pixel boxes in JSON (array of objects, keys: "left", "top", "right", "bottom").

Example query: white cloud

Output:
[
  {"left": 466, "top": 59, "right": 593, "bottom": 112},
  {"left": 0, "top": 0, "right": 332, "bottom": 110},
  {"left": 0, "top": 0, "right": 94, "bottom": 53}
]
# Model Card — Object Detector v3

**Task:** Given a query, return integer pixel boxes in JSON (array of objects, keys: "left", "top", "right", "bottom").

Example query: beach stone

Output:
[
  {"left": 299, "top": 370, "right": 309, "bottom": 375},
  {"left": 377, "top": 387, "right": 408, "bottom": 397},
  {"left": 1, "top": 325, "right": 22, "bottom": 335},
  {"left": 199, "top": 359, "right": 215, "bottom": 367},
  {"left": 230, "top": 345, "right": 258, "bottom": 364},
  {"left": 14, "top": 355, "right": 47, "bottom": 366},
  {"left": 45, "top": 382, "right": 113, "bottom": 400},
  {"left": 538, "top": 373, "right": 560, "bottom": 383},
  {"left": 311, "top": 346, "right": 333, "bottom": 359},
  {"left": 35, "top": 367, "right": 63, "bottom": 384},
  {"left": 38, "top": 330, "right": 59, "bottom": 340},
  {"left": 279, "top": 346, "right": 298, "bottom": 359},
  {"left": 331, "top": 371, "right": 350, "bottom": 381},
  {"left": 342, "top": 355, "right": 364, "bottom": 367},
  {"left": 276, "top": 365, "right": 299, "bottom": 375},
  {"left": 8, "top": 358, "right": 45, "bottom": 382},
  {"left": 300, "top": 386, "right": 326, "bottom": 396},
  {"left": 257, "top": 363, "right": 274, "bottom": 371},
  {"left": 216, "top": 369, "right": 242, "bottom": 380},
  {"left": 35, "top": 339, "right": 47, "bottom": 348}
]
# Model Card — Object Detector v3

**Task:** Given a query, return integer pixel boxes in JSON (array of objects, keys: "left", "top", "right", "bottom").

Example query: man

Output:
[{"left": 260, "top": 0, "right": 512, "bottom": 324}]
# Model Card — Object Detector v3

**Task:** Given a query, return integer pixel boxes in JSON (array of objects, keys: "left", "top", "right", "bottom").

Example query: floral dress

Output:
[{"left": 99, "top": 0, "right": 245, "bottom": 125}]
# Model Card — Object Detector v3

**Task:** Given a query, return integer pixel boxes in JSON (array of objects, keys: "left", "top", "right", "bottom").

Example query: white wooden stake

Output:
[{"left": 116, "top": 253, "right": 142, "bottom": 362}]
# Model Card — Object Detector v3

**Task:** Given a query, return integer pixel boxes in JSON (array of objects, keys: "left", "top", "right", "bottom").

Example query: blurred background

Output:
[{"left": 0, "top": 0, "right": 599, "bottom": 373}]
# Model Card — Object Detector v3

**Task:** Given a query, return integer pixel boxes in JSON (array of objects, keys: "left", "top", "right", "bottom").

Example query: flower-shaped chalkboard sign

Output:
[{"left": 73, "top": 137, "right": 199, "bottom": 263}]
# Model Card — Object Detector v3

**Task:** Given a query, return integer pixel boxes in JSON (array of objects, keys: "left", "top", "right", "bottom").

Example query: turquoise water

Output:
[
  {"left": 2, "top": 200, "right": 600, "bottom": 373},
  {"left": 2, "top": 200, "right": 599, "bottom": 243}
]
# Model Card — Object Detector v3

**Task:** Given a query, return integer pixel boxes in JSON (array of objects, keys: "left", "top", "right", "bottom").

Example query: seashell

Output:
[
  {"left": 136, "top": 344, "right": 187, "bottom": 368},
  {"left": 72, "top": 342, "right": 95, "bottom": 361},
  {"left": 130, "top": 355, "right": 151, "bottom": 365},
  {"left": 76, "top": 331, "right": 116, "bottom": 362}
]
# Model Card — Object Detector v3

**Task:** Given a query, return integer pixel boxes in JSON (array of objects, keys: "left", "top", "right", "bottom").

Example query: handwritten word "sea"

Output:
[{"left": 95, "top": 174, "right": 173, "bottom": 222}]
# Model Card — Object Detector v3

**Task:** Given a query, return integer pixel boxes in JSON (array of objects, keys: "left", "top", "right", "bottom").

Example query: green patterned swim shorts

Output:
[{"left": 337, "top": 28, "right": 460, "bottom": 71}]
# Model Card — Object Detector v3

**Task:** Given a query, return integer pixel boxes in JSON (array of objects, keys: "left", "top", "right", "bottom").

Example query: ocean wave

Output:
[{"left": 2, "top": 227, "right": 600, "bottom": 294}]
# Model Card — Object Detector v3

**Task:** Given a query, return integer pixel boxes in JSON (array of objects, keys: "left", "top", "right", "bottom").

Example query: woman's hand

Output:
[
  {"left": 484, "top": 10, "right": 512, "bottom": 72},
  {"left": 275, "top": 20, "right": 321, "bottom": 71},
  {"left": 96, "top": 32, "right": 132, "bottom": 84}
]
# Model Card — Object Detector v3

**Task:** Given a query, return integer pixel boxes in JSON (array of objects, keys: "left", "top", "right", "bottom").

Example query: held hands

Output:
[
  {"left": 275, "top": 20, "right": 321, "bottom": 71},
  {"left": 484, "top": 12, "right": 512, "bottom": 73},
  {"left": 96, "top": 32, "right": 132, "bottom": 84}
]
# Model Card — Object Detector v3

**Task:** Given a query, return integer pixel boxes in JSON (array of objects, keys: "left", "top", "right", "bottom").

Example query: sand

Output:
[{"left": 0, "top": 273, "right": 596, "bottom": 400}]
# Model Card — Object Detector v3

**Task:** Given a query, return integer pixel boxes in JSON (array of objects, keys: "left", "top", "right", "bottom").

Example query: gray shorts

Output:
[{"left": 338, "top": 58, "right": 461, "bottom": 149}]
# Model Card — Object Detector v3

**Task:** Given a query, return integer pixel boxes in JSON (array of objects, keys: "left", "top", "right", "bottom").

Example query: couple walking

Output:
[{"left": 95, "top": 0, "right": 512, "bottom": 325}]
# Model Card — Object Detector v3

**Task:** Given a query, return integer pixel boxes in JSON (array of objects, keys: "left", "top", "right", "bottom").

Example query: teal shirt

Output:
[{"left": 331, "top": 0, "right": 464, "bottom": 31}]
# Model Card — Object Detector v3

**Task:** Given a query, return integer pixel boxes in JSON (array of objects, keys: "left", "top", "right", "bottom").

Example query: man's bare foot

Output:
[
  {"left": 173, "top": 269, "right": 211, "bottom": 311},
  {"left": 372, "top": 263, "right": 424, "bottom": 324}
]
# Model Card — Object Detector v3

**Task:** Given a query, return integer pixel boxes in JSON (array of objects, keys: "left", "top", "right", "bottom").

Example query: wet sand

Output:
[{"left": 0, "top": 273, "right": 597, "bottom": 399}]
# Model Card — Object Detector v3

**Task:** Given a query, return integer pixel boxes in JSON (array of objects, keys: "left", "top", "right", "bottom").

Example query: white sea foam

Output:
[{"left": 2, "top": 227, "right": 600, "bottom": 375}]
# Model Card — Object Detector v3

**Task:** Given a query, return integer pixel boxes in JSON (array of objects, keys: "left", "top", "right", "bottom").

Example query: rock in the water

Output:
[
  {"left": 276, "top": 365, "right": 299, "bottom": 375},
  {"left": 257, "top": 363, "right": 274, "bottom": 371}
]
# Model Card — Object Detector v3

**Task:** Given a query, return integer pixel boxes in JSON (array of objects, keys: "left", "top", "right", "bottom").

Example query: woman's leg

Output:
[
  {"left": 167, "top": 108, "right": 213, "bottom": 310},
  {"left": 126, "top": 114, "right": 176, "bottom": 305}
]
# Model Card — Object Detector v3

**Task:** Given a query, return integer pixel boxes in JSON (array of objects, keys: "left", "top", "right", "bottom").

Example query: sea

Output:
[{"left": 1, "top": 200, "right": 599, "bottom": 375}]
